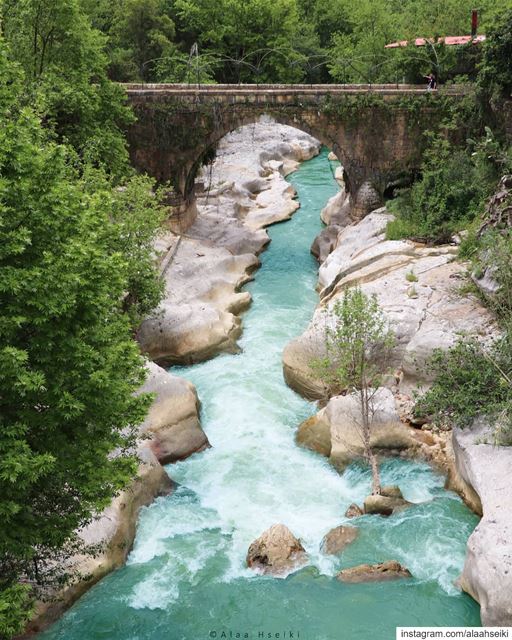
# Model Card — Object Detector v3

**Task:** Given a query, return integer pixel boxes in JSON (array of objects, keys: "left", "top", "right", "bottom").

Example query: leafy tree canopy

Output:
[{"left": 0, "top": 40, "right": 164, "bottom": 637}]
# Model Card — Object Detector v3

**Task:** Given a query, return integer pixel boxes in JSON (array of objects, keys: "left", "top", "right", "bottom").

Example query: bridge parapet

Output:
[{"left": 122, "top": 82, "right": 469, "bottom": 94}]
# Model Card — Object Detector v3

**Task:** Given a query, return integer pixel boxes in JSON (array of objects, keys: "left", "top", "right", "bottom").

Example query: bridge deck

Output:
[{"left": 122, "top": 83, "right": 469, "bottom": 97}]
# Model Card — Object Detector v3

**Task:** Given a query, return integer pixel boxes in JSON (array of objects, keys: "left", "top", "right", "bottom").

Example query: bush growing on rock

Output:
[
  {"left": 386, "top": 135, "right": 492, "bottom": 244},
  {"left": 416, "top": 336, "right": 512, "bottom": 444}
]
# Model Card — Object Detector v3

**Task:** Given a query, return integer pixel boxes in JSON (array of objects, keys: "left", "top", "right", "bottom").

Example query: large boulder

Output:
[
  {"left": 321, "top": 526, "right": 359, "bottom": 555},
  {"left": 139, "top": 362, "right": 210, "bottom": 464},
  {"left": 298, "top": 388, "right": 417, "bottom": 471},
  {"left": 451, "top": 420, "right": 512, "bottom": 625},
  {"left": 246, "top": 524, "right": 308, "bottom": 576},
  {"left": 311, "top": 225, "right": 342, "bottom": 264},
  {"left": 296, "top": 413, "right": 331, "bottom": 457},
  {"left": 320, "top": 190, "right": 352, "bottom": 227},
  {"left": 337, "top": 560, "right": 412, "bottom": 583}
]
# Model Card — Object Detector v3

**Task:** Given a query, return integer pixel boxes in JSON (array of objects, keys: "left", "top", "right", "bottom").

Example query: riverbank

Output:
[
  {"left": 37, "top": 142, "right": 480, "bottom": 640},
  {"left": 137, "top": 119, "right": 321, "bottom": 366}
]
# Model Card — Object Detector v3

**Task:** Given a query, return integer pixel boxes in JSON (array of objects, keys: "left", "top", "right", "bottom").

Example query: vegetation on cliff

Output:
[{"left": 385, "top": 11, "right": 512, "bottom": 443}]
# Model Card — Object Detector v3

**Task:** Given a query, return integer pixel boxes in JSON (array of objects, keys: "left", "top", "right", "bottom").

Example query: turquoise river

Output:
[{"left": 41, "top": 148, "right": 480, "bottom": 640}]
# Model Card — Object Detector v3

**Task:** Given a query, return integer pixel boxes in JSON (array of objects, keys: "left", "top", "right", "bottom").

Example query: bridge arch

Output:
[{"left": 124, "top": 84, "right": 468, "bottom": 226}]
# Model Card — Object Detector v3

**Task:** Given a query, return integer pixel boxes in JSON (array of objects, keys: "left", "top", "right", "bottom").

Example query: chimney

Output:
[{"left": 471, "top": 10, "right": 478, "bottom": 38}]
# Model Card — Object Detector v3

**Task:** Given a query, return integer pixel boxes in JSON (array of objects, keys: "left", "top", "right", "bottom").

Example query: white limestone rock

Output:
[{"left": 453, "top": 421, "right": 512, "bottom": 626}]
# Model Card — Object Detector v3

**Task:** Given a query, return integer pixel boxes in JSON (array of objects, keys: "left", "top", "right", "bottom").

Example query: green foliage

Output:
[
  {"left": 478, "top": 9, "right": 512, "bottom": 105},
  {"left": 0, "top": 584, "right": 33, "bottom": 639},
  {"left": 313, "top": 287, "right": 394, "bottom": 494},
  {"left": 314, "top": 287, "right": 394, "bottom": 396},
  {"left": 2, "top": 0, "right": 133, "bottom": 178},
  {"left": 0, "top": 42, "right": 164, "bottom": 636},
  {"left": 416, "top": 336, "right": 512, "bottom": 443},
  {"left": 76, "top": 0, "right": 512, "bottom": 85},
  {"left": 386, "top": 134, "right": 496, "bottom": 243},
  {"left": 406, "top": 271, "right": 418, "bottom": 282},
  {"left": 108, "top": 0, "right": 177, "bottom": 81}
]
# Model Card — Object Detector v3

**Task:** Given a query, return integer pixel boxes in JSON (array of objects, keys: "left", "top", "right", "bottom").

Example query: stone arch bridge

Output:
[{"left": 124, "top": 83, "right": 469, "bottom": 224}]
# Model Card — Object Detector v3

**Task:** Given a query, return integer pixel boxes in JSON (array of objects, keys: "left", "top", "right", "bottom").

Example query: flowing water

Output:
[{"left": 42, "top": 148, "right": 480, "bottom": 640}]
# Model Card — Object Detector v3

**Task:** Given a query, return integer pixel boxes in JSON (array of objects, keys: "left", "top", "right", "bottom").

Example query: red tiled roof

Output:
[{"left": 385, "top": 35, "right": 486, "bottom": 48}]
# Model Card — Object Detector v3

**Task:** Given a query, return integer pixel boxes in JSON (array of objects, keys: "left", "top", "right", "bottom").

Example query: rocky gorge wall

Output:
[
  {"left": 283, "top": 177, "right": 512, "bottom": 625},
  {"left": 24, "top": 119, "right": 512, "bottom": 634}
]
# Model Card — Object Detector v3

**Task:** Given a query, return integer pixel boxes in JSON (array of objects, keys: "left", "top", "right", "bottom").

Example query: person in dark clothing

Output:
[{"left": 425, "top": 72, "right": 437, "bottom": 90}]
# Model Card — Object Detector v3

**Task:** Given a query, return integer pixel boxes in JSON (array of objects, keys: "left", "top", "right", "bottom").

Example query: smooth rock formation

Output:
[
  {"left": 337, "top": 560, "right": 412, "bottom": 583},
  {"left": 364, "top": 486, "right": 412, "bottom": 516},
  {"left": 137, "top": 236, "right": 258, "bottom": 365},
  {"left": 296, "top": 413, "right": 331, "bottom": 457},
  {"left": 452, "top": 420, "right": 512, "bottom": 626},
  {"left": 139, "top": 120, "right": 320, "bottom": 366},
  {"left": 139, "top": 361, "right": 209, "bottom": 464},
  {"left": 321, "top": 526, "right": 359, "bottom": 555},
  {"left": 283, "top": 210, "right": 495, "bottom": 397},
  {"left": 246, "top": 524, "right": 308, "bottom": 576},
  {"left": 311, "top": 225, "right": 342, "bottom": 264},
  {"left": 320, "top": 190, "right": 352, "bottom": 227},
  {"left": 297, "top": 388, "right": 418, "bottom": 470}
]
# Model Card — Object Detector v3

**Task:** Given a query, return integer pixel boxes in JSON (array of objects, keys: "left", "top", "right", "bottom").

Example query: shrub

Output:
[
  {"left": 386, "top": 135, "right": 489, "bottom": 243},
  {"left": 416, "top": 336, "right": 512, "bottom": 444}
]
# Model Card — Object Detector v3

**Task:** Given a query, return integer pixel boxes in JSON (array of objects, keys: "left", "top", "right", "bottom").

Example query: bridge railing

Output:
[{"left": 121, "top": 83, "right": 470, "bottom": 96}]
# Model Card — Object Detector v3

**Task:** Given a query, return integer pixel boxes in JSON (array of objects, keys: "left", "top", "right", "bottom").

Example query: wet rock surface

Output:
[
  {"left": 247, "top": 524, "right": 308, "bottom": 576},
  {"left": 321, "top": 526, "right": 359, "bottom": 555},
  {"left": 337, "top": 560, "right": 412, "bottom": 583}
]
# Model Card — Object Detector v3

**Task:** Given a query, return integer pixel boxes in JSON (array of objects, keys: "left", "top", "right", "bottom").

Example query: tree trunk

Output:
[{"left": 369, "top": 449, "right": 382, "bottom": 495}]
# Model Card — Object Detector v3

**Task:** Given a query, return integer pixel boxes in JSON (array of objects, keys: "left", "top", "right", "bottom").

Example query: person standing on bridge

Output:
[{"left": 425, "top": 72, "right": 437, "bottom": 90}]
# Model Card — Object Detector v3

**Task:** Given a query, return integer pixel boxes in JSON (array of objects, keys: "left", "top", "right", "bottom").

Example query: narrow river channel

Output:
[{"left": 42, "top": 148, "right": 480, "bottom": 640}]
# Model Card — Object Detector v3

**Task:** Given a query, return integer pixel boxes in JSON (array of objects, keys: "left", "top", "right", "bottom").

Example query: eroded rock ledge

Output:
[
  {"left": 138, "top": 120, "right": 320, "bottom": 366},
  {"left": 283, "top": 210, "right": 495, "bottom": 399}
]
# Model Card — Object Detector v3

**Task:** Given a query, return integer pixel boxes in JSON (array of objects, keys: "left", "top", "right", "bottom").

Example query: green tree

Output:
[
  {"left": 171, "top": 0, "right": 309, "bottom": 82},
  {"left": 478, "top": 9, "right": 512, "bottom": 105},
  {"left": 314, "top": 287, "right": 394, "bottom": 494},
  {"left": 328, "top": 0, "right": 396, "bottom": 83},
  {"left": 386, "top": 134, "right": 492, "bottom": 243},
  {"left": 108, "top": 0, "right": 177, "bottom": 81},
  {"left": 0, "top": 43, "right": 164, "bottom": 637},
  {"left": 1, "top": 0, "right": 133, "bottom": 178}
]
